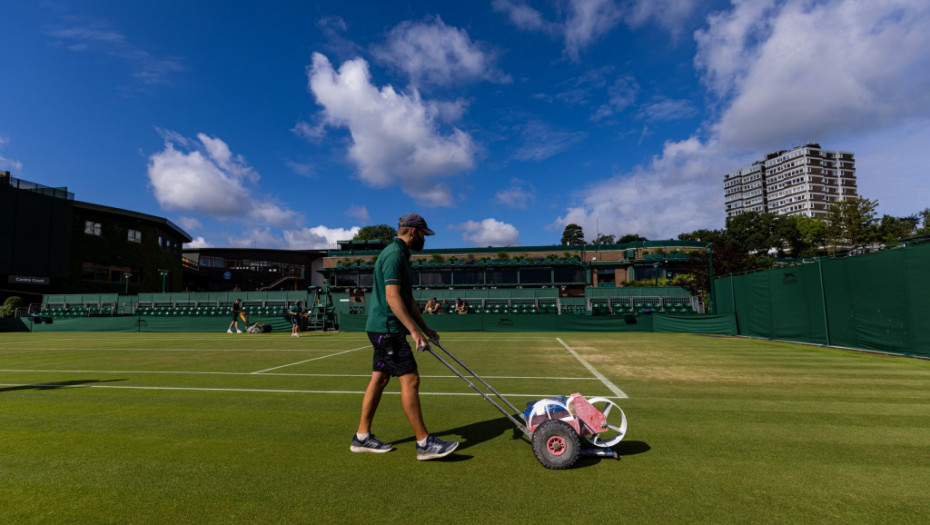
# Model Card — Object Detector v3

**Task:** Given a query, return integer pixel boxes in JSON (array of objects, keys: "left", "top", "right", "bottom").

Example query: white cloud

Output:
[
  {"left": 454, "top": 218, "right": 520, "bottom": 246},
  {"left": 492, "top": 0, "right": 558, "bottom": 34},
  {"left": 496, "top": 0, "right": 694, "bottom": 60},
  {"left": 305, "top": 53, "right": 476, "bottom": 206},
  {"left": 284, "top": 159, "right": 315, "bottom": 178},
  {"left": 556, "top": 137, "right": 745, "bottom": 239},
  {"left": 622, "top": 0, "right": 698, "bottom": 40},
  {"left": 147, "top": 130, "right": 298, "bottom": 226},
  {"left": 345, "top": 205, "right": 370, "bottom": 222},
  {"left": 176, "top": 216, "right": 202, "bottom": 231},
  {"left": 495, "top": 179, "right": 537, "bottom": 209},
  {"left": 560, "top": 0, "right": 930, "bottom": 239},
  {"left": 183, "top": 236, "right": 213, "bottom": 249},
  {"left": 229, "top": 228, "right": 285, "bottom": 249},
  {"left": 697, "top": 0, "right": 930, "bottom": 150},
  {"left": 592, "top": 75, "right": 639, "bottom": 120},
  {"left": 513, "top": 120, "right": 586, "bottom": 161},
  {"left": 283, "top": 225, "right": 361, "bottom": 250},
  {"left": 373, "top": 16, "right": 510, "bottom": 87},
  {"left": 0, "top": 134, "right": 23, "bottom": 171}
]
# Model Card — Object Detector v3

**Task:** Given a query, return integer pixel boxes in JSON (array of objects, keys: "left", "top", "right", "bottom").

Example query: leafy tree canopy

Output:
[
  {"left": 617, "top": 233, "right": 647, "bottom": 243},
  {"left": 561, "top": 223, "right": 584, "bottom": 245},
  {"left": 353, "top": 224, "right": 397, "bottom": 244}
]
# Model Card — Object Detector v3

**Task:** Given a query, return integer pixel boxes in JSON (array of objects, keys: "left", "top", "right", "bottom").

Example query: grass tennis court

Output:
[{"left": 2, "top": 331, "right": 929, "bottom": 524}]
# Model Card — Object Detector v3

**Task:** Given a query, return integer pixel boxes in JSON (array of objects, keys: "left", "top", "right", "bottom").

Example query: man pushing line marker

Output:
[{"left": 350, "top": 213, "right": 459, "bottom": 461}]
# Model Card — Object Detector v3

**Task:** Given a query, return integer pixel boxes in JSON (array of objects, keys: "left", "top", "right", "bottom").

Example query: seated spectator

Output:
[
  {"left": 455, "top": 299, "right": 467, "bottom": 315},
  {"left": 440, "top": 298, "right": 448, "bottom": 313},
  {"left": 424, "top": 298, "right": 440, "bottom": 315}
]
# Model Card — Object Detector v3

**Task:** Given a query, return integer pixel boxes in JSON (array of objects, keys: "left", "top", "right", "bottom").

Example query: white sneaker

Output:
[
  {"left": 236, "top": 329, "right": 242, "bottom": 333},
  {"left": 227, "top": 329, "right": 233, "bottom": 333}
]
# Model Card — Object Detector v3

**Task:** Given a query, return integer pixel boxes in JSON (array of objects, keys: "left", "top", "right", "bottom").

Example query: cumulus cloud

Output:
[
  {"left": 147, "top": 129, "right": 298, "bottom": 226},
  {"left": 495, "top": 179, "right": 537, "bottom": 209},
  {"left": 697, "top": 0, "right": 930, "bottom": 149},
  {"left": 183, "top": 236, "right": 213, "bottom": 248},
  {"left": 373, "top": 16, "right": 510, "bottom": 87},
  {"left": 557, "top": 0, "right": 930, "bottom": 239},
  {"left": 304, "top": 53, "right": 476, "bottom": 206},
  {"left": 283, "top": 225, "right": 361, "bottom": 249},
  {"left": 454, "top": 218, "right": 520, "bottom": 246},
  {"left": 176, "top": 216, "right": 202, "bottom": 232}
]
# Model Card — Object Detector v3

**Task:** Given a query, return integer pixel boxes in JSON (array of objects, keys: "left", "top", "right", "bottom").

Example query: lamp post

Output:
[
  {"left": 123, "top": 272, "right": 132, "bottom": 294},
  {"left": 158, "top": 269, "right": 170, "bottom": 293}
]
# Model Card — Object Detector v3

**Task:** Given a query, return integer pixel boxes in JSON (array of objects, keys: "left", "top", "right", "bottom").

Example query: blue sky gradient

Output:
[{"left": 2, "top": 1, "right": 929, "bottom": 249}]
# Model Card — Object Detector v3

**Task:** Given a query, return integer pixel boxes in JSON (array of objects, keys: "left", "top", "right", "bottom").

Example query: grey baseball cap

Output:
[{"left": 399, "top": 213, "right": 435, "bottom": 235}]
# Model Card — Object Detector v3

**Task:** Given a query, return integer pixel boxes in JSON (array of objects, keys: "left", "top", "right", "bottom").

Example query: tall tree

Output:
[
  {"left": 353, "top": 224, "right": 397, "bottom": 244},
  {"left": 561, "top": 223, "right": 585, "bottom": 245},
  {"left": 878, "top": 215, "right": 918, "bottom": 246},
  {"left": 617, "top": 233, "right": 647, "bottom": 243},
  {"left": 725, "top": 212, "right": 781, "bottom": 254},
  {"left": 916, "top": 208, "right": 930, "bottom": 235},
  {"left": 592, "top": 233, "right": 615, "bottom": 244},
  {"left": 826, "top": 196, "right": 880, "bottom": 250}
]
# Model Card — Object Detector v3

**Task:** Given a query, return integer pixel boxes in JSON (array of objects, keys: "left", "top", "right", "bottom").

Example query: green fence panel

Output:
[
  {"left": 653, "top": 314, "right": 737, "bottom": 335},
  {"left": 822, "top": 244, "right": 930, "bottom": 357}
]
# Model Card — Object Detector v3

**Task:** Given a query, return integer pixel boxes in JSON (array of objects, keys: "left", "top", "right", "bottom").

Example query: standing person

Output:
[
  {"left": 227, "top": 298, "right": 243, "bottom": 333},
  {"left": 351, "top": 213, "right": 459, "bottom": 461},
  {"left": 288, "top": 300, "right": 303, "bottom": 338}
]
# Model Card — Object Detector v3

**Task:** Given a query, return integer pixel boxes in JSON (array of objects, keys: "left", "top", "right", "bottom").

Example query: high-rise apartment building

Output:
[{"left": 724, "top": 143, "right": 858, "bottom": 219}]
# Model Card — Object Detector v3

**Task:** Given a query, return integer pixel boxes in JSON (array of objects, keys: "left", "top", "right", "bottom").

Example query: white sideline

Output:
[
  {"left": 251, "top": 345, "right": 370, "bottom": 374},
  {"left": 0, "top": 382, "right": 624, "bottom": 399},
  {"left": 0, "top": 369, "right": 601, "bottom": 381},
  {"left": 556, "top": 337, "right": 628, "bottom": 399}
]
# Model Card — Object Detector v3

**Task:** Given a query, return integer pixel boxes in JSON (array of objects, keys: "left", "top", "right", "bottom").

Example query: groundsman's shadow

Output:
[{"left": 0, "top": 378, "right": 125, "bottom": 393}]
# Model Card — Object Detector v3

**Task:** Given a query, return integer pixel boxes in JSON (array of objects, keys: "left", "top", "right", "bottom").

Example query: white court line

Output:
[
  {"left": 556, "top": 337, "right": 628, "bottom": 399},
  {"left": 0, "top": 382, "right": 625, "bottom": 399},
  {"left": 0, "top": 368, "right": 601, "bottom": 380},
  {"left": 251, "top": 345, "right": 370, "bottom": 374}
]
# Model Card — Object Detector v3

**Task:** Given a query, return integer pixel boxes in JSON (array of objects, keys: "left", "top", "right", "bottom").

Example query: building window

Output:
[
  {"left": 128, "top": 229, "right": 142, "bottom": 243},
  {"left": 84, "top": 221, "right": 102, "bottom": 236}
]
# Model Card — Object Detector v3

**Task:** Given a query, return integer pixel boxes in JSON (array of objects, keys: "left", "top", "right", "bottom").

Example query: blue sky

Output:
[{"left": 2, "top": 1, "right": 929, "bottom": 249}]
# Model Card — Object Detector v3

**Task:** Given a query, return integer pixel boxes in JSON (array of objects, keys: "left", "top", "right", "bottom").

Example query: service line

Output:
[{"left": 555, "top": 337, "right": 628, "bottom": 399}]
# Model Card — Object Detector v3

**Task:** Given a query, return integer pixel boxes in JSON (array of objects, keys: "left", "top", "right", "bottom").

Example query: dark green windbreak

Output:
[{"left": 715, "top": 243, "right": 930, "bottom": 357}]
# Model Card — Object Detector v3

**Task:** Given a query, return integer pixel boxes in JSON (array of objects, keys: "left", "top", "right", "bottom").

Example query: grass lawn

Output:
[{"left": 1, "top": 331, "right": 929, "bottom": 524}]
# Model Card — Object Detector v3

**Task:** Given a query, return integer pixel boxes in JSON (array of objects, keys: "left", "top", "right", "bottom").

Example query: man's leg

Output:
[
  {"left": 357, "top": 371, "right": 390, "bottom": 435},
  {"left": 398, "top": 372, "right": 429, "bottom": 442}
]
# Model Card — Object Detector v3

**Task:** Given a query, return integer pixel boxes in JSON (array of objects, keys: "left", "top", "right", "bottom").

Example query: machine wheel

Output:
[
  {"left": 532, "top": 419, "right": 580, "bottom": 469},
  {"left": 582, "top": 396, "right": 627, "bottom": 448}
]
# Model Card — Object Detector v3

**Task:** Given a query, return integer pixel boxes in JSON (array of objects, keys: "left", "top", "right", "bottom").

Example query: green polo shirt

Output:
[{"left": 365, "top": 238, "right": 414, "bottom": 334}]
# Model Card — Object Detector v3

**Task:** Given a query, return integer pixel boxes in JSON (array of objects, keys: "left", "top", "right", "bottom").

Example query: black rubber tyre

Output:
[{"left": 532, "top": 419, "right": 580, "bottom": 469}]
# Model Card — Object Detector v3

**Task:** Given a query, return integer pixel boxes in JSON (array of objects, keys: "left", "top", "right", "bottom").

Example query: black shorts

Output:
[
  {"left": 231, "top": 311, "right": 241, "bottom": 321},
  {"left": 367, "top": 332, "right": 418, "bottom": 377}
]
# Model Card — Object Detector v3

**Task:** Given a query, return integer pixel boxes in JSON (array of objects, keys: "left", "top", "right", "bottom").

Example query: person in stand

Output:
[
  {"left": 288, "top": 300, "right": 303, "bottom": 338},
  {"left": 455, "top": 298, "right": 467, "bottom": 315},
  {"left": 351, "top": 213, "right": 459, "bottom": 461},
  {"left": 423, "top": 298, "right": 436, "bottom": 315},
  {"left": 227, "top": 298, "right": 243, "bottom": 333}
]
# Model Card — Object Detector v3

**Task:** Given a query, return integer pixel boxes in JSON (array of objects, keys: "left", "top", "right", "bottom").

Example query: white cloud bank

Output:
[
  {"left": 304, "top": 53, "right": 476, "bottom": 206},
  {"left": 147, "top": 130, "right": 298, "bottom": 227},
  {"left": 454, "top": 218, "right": 520, "bottom": 246},
  {"left": 557, "top": 0, "right": 930, "bottom": 239},
  {"left": 373, "top": 16, "right": 510, "bottom": 87}
]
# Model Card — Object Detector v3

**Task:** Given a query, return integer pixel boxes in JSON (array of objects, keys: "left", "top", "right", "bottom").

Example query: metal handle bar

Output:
[{"left": 424, "top": 339, "right": 529, "bottom": 436}]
